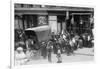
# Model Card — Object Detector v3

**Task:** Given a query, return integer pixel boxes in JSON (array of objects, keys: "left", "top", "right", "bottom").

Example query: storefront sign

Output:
[{"left": 48, "top": 16, "right": 57, "bottom": 21}]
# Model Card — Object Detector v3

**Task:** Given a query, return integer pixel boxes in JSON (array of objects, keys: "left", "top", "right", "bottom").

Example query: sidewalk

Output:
[
  {"left": 15, "top": 48, "right": 94, "bottom": 65},
  {"left": 74, "top": 48, "right": 94, "bottom": 56}
]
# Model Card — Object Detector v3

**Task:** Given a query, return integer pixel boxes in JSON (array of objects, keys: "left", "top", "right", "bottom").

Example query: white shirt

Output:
[
  {"left": 15, "top": 51, "right": 26, "bottom": 60},
  {"left": 15, "top": 51, "right": 27, "bottom": 65}
]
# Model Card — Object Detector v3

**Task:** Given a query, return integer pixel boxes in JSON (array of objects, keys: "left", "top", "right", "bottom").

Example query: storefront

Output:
[
  {"left": 14, "top": 4, "right": 94, "bottom": 35},
  {"left": 66, "top": 12, "right": 94, "bottom": 35}
]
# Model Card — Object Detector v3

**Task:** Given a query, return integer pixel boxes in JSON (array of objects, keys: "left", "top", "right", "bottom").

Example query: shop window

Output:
[
  {"left": 38, "top": 15, "right": 48, "bottom": 26},
  {"left": 66, "top": 14, "right": 93, "bottom": 35}
]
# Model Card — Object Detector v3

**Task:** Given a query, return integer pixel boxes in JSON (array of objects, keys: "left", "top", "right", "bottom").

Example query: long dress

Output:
[{"left": 41, "top": 44, "right": 47, "bottom": 59}]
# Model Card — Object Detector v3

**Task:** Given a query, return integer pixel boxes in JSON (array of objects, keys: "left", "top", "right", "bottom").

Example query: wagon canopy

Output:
[{"left": 25, "top": 25, "right": 51, "bottom": 42}]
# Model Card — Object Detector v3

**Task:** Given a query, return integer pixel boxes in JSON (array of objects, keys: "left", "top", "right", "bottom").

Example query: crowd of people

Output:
[{"left": 14, "top": 30, "right": 94, "bottom": 65}]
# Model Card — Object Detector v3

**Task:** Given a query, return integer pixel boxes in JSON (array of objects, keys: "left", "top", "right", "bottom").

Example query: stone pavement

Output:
[
  {"left": 15, "top": 48, "right": 94, "bottom": 65},
  {"left": 74, "top": 48, "right": 94, "bottom": 56},
  {"left": 24, "top": 48, "right": 94, "bottom": 65}
]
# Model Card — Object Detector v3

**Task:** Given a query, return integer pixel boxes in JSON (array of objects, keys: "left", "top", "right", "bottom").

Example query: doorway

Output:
[
  {"left": 57, "top": 15, "right": 66, "bottom": 34},
  {"left": 23, "top": 15, "right": 38, "bottom": 29}
]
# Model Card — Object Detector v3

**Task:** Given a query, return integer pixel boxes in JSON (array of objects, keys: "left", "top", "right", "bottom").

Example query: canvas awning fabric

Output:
[{"left": 25, "top": 25, "right": 50, "bottom": 31}]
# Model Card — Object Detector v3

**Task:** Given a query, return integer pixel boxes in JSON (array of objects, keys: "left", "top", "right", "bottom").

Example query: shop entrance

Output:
[
  {"left": 57, "top": 15, "right": 66, "bottom": 34},
  {"left": 72, "top": 14, "right": 91, "bottom": 35}
]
